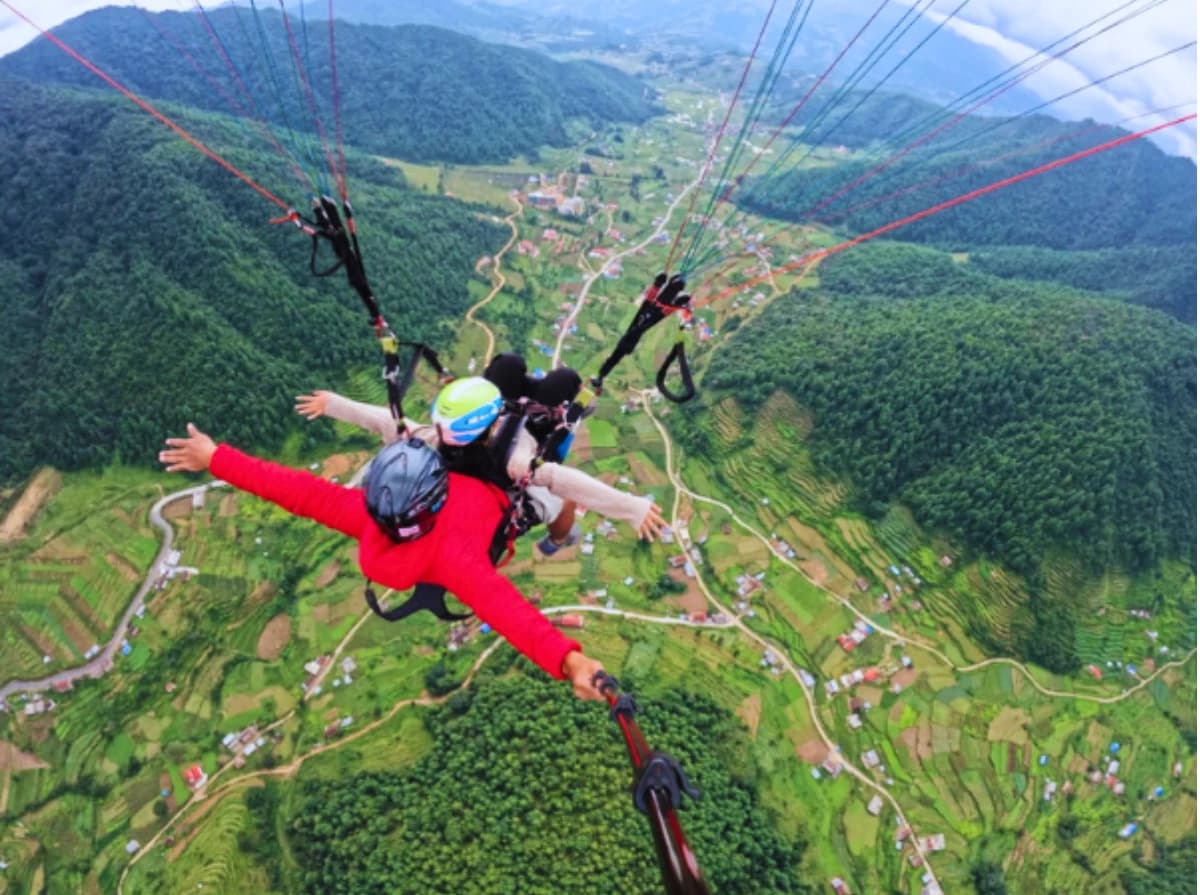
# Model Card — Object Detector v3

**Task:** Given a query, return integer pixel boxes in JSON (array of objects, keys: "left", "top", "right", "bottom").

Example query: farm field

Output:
[{"left": 0, "top": 81, "right": 1194, "bottom": 895}]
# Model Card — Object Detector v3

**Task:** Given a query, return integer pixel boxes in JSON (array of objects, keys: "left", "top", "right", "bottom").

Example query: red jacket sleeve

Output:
[
  {"left": 209, "top": 444, "right": 367, "bottom": 539},
  {"left": 439, "top": 559, "right": 581, "bottom": 680}
]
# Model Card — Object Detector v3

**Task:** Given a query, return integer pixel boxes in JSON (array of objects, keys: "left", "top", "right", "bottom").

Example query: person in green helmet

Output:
[{"left": 296, "top": 369, "right": 665, "bottom": 547}]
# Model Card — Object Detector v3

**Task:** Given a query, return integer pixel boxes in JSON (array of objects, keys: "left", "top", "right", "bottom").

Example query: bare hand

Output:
[
  {"left": 159, "top": 423, "right": 217, "bottom": 473},
  {"left": 637, "top": 502, "right": 667, "bottom": 541},
  {"left": 562, "top": 651, "right": 606, "bottom": 702},
  {"left": 295, "top": 391, "right": 331, "bottom": 421}
]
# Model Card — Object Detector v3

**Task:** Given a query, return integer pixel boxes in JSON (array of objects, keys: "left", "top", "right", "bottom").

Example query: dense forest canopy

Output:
[
  {"left": 967, "top": 243, "right": 1198, "bottom": 325},
  {"left": 707, "top": 243, "right": 1196, "bottom": 578},
  {"left": 0, "top": 79, "right": 506, "bottom": 484},
  {"left": 0, "top": 8, "right": 658, "bottom": 165},
  {"left": 275, "top": 670, "right": 808, "bottom": 894},
  {"left": 740, "top": 97, "right": 1197, "bottom": 321}
]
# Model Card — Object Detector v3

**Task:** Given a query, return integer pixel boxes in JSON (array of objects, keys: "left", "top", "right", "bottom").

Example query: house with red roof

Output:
[{"left": 183, "top": 764, "right": 207, "bottom": 790}]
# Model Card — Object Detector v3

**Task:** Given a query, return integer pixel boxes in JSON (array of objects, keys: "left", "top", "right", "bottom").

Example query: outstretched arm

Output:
[
  {"left": 439, "top": 560, "right": 604, "bottom": 699},
  {"left": 160, "top": 424, "right": 366, "bottom": 538},
  {"left": 296, "top": 390, "right": 411, "bottom": 443},
  {"left": 507, "top": 432, "right": 664, "bottom": 538}
]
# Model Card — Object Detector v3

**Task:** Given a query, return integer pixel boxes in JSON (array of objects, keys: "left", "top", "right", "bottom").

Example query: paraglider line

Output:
[
  {"left": 277, "top": 0, "right": 341, "bottom": 197},
  {"left": 694, "top": 113, "right": 1197, "bottom": 307},
  {"left": 0, "top": 0, "right": 291, "bottom": 211},
  {"left": 329, "top": 0, "right": 348, "bottom": 198},
  {"left": 798, "top": 0, "right": 1168, "bottom": 220},
  {"left": 664, "top": 0, "right": 779, "bottom": 273}
]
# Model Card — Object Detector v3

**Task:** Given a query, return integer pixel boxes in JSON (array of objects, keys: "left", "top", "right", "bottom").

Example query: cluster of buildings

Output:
[
  {"left": 300, "top": 655, "right": 332, "bottom": 695},
  {"left": 221, "top": 725, "right": 268, "bottom": 765},
  {"left": 769, "top": 532, "right": 799, "bottom": 560},
  {"left": 528, "top": 188, "right": 584, "bottom": 217},
  {"left": 836, "top": 619, "right": 874, "bottom": 653},
  {"left": 17, "top": 695, "right": 56, "bottom": 717},
  {"left": 153, "top": 548, "right": 198, "bottom": 590},
  {"left": 735, "top": 572, "right": 765, "bottom": 599}
]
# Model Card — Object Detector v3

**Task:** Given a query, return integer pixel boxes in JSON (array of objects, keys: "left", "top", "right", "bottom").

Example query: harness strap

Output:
[
  {"left": 656, "top": 342, "right": 696, "bottom": 404},
  {"left": 365, "top": 582, "right": 471, "bottom": 622}
]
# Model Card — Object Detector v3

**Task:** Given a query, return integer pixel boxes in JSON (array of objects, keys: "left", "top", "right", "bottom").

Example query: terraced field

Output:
[{"left": 0, "top": 469, "right": 161, "bottom": 678}]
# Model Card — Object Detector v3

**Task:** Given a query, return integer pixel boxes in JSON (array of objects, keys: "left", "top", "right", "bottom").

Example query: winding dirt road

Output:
[{"left": 465, "top": 194, "right": 523, "bottom": 363}]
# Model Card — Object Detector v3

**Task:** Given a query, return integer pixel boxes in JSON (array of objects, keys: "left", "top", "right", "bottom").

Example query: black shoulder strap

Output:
[{"left": 365, "top": 582, "right": 471, "bottom": 622}]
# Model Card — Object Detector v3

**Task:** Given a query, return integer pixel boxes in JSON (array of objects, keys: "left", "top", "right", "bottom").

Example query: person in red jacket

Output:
[{"left": 159, "top": 423, "right": 606, "bottom": 700}]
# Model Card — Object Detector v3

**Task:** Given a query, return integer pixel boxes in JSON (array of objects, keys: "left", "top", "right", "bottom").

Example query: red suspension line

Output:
[
  {"left": 328, "top": 0, "right": 348, "bottom": 199},
  {"left": 0, "top": 0, "right": 291, "bottom": 211},
  {"left": 719, "top": 0, "right": 893, "bottom": 206},
  {"left": 188, "top": 1, "right": 313, "bottom": 192},
  {"left": 798, "top": 3, "right": 1164, "bottom": 221},
  {"left": 693, "top": 113, "right": 1197, "bottom": 308}
]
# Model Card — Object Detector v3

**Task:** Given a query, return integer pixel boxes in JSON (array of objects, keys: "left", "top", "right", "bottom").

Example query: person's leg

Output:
[{"left": 547, "top": 500, "right": 578, "bottom": 542}]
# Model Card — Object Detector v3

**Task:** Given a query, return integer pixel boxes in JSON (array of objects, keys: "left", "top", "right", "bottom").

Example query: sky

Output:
[
  {"left": 912, "top": 0, "right": 1198, "bottom": 158},
  {"left": 1, "top": 0, "right": 1196, "bottom": 156}
]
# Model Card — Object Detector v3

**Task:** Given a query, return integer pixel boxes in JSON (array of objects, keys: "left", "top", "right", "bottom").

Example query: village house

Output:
[
  {"left": 862, "top": 750, "right": 881, "bottom": 769},
  {"left": 867, "top": 795, "right": 884, "bottom": 816},
  {"left": 919, "top": 834, "right": 946, "bottom": 852},
  {"left": 553, "top": 615, "right": 586, "bottom": 629},
  {"left": 183, "top": 764, "right": 207, "bottom": 790}
]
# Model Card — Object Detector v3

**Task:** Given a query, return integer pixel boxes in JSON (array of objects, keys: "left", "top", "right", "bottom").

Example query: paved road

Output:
[
  {"left": 0, "top": 483, "right": 210, "bottom": 706},
  {"left": 551, "top": 168, "right": 705, "bottom": 367}
]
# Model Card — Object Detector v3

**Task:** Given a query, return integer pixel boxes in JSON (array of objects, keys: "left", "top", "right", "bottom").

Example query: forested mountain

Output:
[
  {"left": 490, "top": 0, "right": 1037, "bottom": 109},
  {"left": 739, "top": 102, "right": 1197, "bottom": 320},
  {"left": 706, "top": 243, "right": 1196, "bottom": 580},
  {"left": 0, "top": 79, "right": 507, "bottom": 485},
  {"left": 743, "top": 107, "right": 1197, "bottom": 248},
  {"left": 296, "top": 0, "right": 632, "bottom": 52},
  {"left": 969, "top": 243, "right": 1199, "bottom": 325},
  {"left": 0, "top": 7, "right": 657, "bottom": 165},
  {"left": 742, "top": 108, "right": 1196, "bottom": 249}
]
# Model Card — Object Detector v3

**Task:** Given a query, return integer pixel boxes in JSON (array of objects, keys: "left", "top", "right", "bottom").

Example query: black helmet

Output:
[{"left": 364, "top": 439, "right": 448, "bottom": 542}]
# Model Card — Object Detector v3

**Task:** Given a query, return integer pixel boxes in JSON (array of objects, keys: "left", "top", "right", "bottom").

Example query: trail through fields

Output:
[{"left": 466, "top": 193, "right": 523, "bottom": 363}]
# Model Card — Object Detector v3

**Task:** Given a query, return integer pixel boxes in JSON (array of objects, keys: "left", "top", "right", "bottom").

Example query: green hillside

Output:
[
  {"left": 0, "top": 7, "right": 658, "bottom": 165},
  {"left": 744, "top": 105, "right": 1195, "bottom": 250},
  {"left": 0, "top": 79, "right": 506, "bottom": 485},
  {"left": 706, "top": 243, "right": 1196, "bottom": 584}
]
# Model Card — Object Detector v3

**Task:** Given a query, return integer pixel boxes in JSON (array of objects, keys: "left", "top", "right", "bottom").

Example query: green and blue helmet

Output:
[{"left": 431, "top": 376, "right": 503, "bottom": 446}]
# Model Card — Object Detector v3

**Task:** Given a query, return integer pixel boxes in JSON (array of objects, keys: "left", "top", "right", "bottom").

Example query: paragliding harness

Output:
[
  {"left": 487, "top": 389, "right": 593, "bottom": 568},
  {"left": 277, "top": 196, "right": 452, "bottom": 430},
  {"left": 594, "top": 671, "right": 711, "bottom": 895},
  {"left": 362, "top": 394, "right": 588, "bottom": 623},
  {"left": 593, "top": 273, "right": 696, "bottom": 404},
  {"left": 281, "top": 196, "right": 462, "bottom": 622}
]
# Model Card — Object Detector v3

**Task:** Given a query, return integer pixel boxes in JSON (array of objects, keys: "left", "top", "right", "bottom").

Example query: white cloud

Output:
[{"left": 916, "top": 0, "right": 1198, "bottom": 157}]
